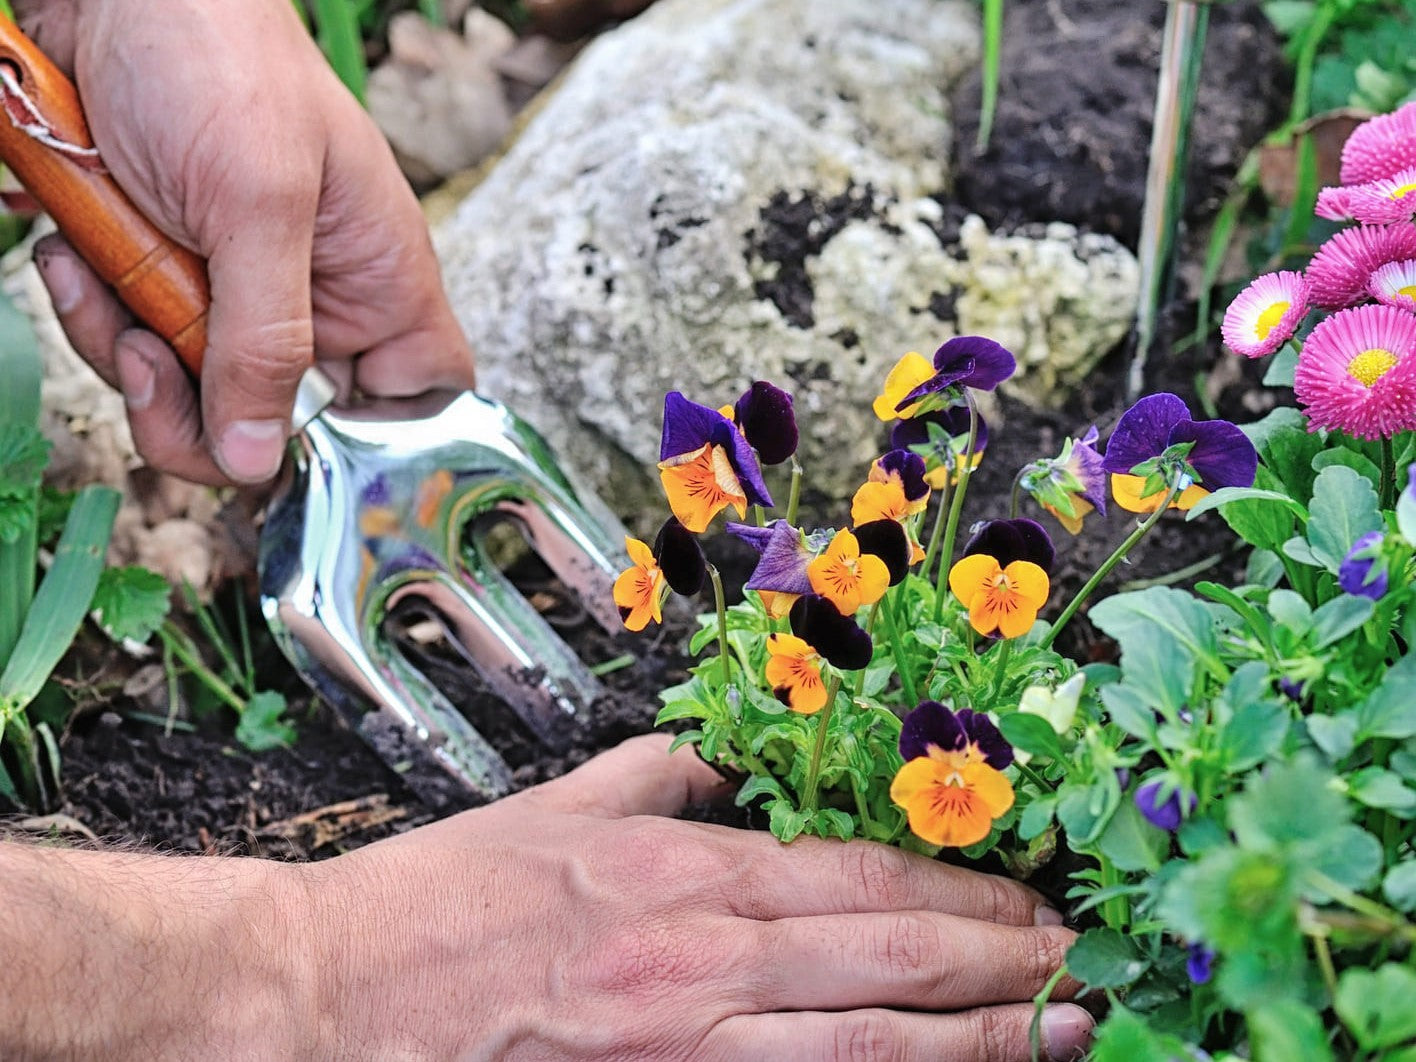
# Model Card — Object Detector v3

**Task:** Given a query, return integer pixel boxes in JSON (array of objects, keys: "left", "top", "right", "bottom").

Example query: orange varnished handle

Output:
[{"left": 0, "top": 15, "right": 209, "bottom": 372}]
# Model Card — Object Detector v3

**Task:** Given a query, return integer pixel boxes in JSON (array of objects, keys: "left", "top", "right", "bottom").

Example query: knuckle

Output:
[
  {"left": 581, "top": 923, "right": 704, "bottom": 997},
  {"left": 846, "top": 842, "right": 913, "bottom": 909},
  {"left": 831, "top": 1010, "right": 906, "bottom": 1062},
  {"left": 972, "top": 1005, "right": 1024, "bottom": 1062},
  {"left": 876, "top": 912, "right": 941, "bottom": 981},
  {"left": 977, "top": 872, "right": 1033, "bottom": 926},
  {"left": 1021, "top": 927, "right": 1074, "bottom": 985}
]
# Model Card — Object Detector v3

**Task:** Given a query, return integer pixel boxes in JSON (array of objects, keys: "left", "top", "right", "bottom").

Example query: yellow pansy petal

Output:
[
  {"left": 625, "top": 537, "right": 654, "bottom": 568},
  {"left": 856, "top": 553, "right": 890, "bottom": 607},
  {"left": 949, "top": 553, "right": 1002, "bottom": 605},
  {"left": 1002, "top": 560, "right": 1050, "bottom": 609},
  {"left": 1172, "top": 484, "right": 1210, "bottom": 511},
  {"left": 963, "top": 761, "right": 1016, "bottom": 818},
  {"left": 872, "top": 351, "right": 935, "bottom": 421}
]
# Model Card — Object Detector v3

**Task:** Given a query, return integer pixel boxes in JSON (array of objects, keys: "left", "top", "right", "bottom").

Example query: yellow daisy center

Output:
[
  {"left": 1399, "top": 284, "right": 1416, "bottom": 301},
  {"left": 1254, "top": 300, "right": 1290, "bottom": 340},
  {"left": 1348, "top": 348, "right": 1399, "bottom": 388},
  {"left": 1388, "top": 181, "right": 1416, "bottom": 200}
]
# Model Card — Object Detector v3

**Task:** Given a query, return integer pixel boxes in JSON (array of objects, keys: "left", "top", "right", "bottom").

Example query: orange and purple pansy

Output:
[
  {"left": 658, "top": 392, "right": 773, "bottom": 533},
  {"left": 894, "top": 336, "right": 1016, "bottom": 412},
  {"left": 789, "top": 593, "right": 873, "bottom": 670},
  {"left": 948, "top": 519, "right": 1053, "bottom": 639},
  {"left": 852, "top": 464, "right": 927, "bottom": 565},
  {"left": 1102, "top": 393, "right": 1257, "bottom": 514},
  {"left": 612, "top": 517, "right": 706, "bottom": 630},
  {"left": 764, "top": 633, "right": 828, "bottom": 713},
  {"left": 867, "top": 449, "right": 931, "bottom": 515},
  {"left": 807, "top": 528, "right": 890, "bottom": 615},
  {"left": 728, "top": 519, "right": 820, "bottom": 619},
  {"left": 889, "top": 701, "right": 1016, "bottom": 848}
]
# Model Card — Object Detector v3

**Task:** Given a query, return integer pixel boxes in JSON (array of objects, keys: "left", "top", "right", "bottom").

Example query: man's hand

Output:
[{"left": 15, "top": 0, "right": 475, "bottom": 485}]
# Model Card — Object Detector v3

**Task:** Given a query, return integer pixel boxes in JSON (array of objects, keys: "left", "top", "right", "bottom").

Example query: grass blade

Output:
[
  {"left": 312, "top": 0, "right": 368, "bottom": 104},
  {"left": 1189, "top": 149, "right": 1260, "bottom": 353},
  {"left": 0, "top": 485, "right": 118, "bottom": 718},
  {"left": 974, "top": 0, "right": 1004, "bottom": 153},
  {"left": 0, "top": 289, "right": 44, "bottom": 668}
]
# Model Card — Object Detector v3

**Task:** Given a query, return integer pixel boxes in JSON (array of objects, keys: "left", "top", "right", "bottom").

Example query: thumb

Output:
[
  {"left": 513, "top": 734, "right": 733, "bottom": 819},
  {"left": 201, "top": 191, "right": 317, "bottom": 484}
]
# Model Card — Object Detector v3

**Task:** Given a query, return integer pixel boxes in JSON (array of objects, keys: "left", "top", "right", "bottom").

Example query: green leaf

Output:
[
  {"left": 998, "top": 712, "right": 1063, "bottom": 761},
  {"left": 1335, "top": 963, "right": 1416, "bottom": 1050},
  {"left": 1306, "top": 712, "right": 1357, "bottom": 761},
  {"left": 768, "top": 799, "right": 810, "bottom": 843},
  {"left": 1088, "top": 587, "right": 1218, "bottom": 712},
  {"left": 1260, "top": 341, "right": 1299, "bottom": 387},
  {"left": 1348, "top": 767, "right": 1416, "bottom": 816},
  {"left": 1398, "top": 465, "right": 1416, "bottom": 543},
  {"left": 1312, "top": 446, "right": 1382, "bottom": 487},
  {"left": 1089, "top": 1007, "right": 1191, "bottom": 1062},
  {"left": 1305, "top": 465, "right": 1383, "bottom": 570},
  {"left": 1355, "top": 653, "right": 1416, "bottom": 740},
  {"left": 1228, "top": 757, "right": 1350, "bottom": 852},
  {"left": 665, "top": 729, "right": 703, "bottom": 755},
  {"left": 1254, "top": 408, "right": 1324, "bottom": 501},
  {"left": 811, "top": 808, "right": 856, "bottom": 841},
  {"left": 0, "top": 424, "right": 50, "bottom": 494},
  {"left": 1267, "top": 588, "right": 1312, "bottom": 632},
  {"left": 234, "top": 690, "right": 295, "bottom": 752},
  {"left": 1095, "top": 795, "right": 1167, "bottom": 872},
  {"left": 735, "top": 774, "right": 787, "bottom": 807},
  {"left": 655, "top": 699, "right": 709, "bottom": 725},
  {"left": 1310, "top": 594, "right": 1374, "bottom": 649},
  {"left": 1057, "top": 780, "right": 1120, "bottom": 846},
  {"left": 1065, "top": 928, "right": 1150, "bottom": 990},
  {"left": 90, "top": 566, "right": 172, "bottom": 643},
  {"left": 1381, "top": 860, "right": 1416, "bottom": 912},
  {"left": 1282, "top": 535, "right": 1327, "bottom": 568},
  {"left": 0, "top": 290, "right": 42, "bottom": 429},
  {"left": 1185, "top": 485, "right": 1306, "bottom": 521},
  {"left": 1309, "top": 824, "right": 1383, "bottom": 895},
  {"left": 1247, "top": 999, "right": 1334, "bottom": 1062},
  {"left": 1218, "top": 700, "right": 1288, "bottom": 773},
  {"left": 1017, "top": 794, "right": 1056, "bottom": 841}
]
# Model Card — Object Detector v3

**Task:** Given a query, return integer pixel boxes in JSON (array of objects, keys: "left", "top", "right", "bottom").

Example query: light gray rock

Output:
[{"left": 432, "top": 0, "right": 1137, "bottom": 524}]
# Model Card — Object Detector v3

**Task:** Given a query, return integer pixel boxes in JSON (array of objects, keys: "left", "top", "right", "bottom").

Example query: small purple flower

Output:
[
  {"left": 1186, "top": 943, "right": 1216, "bottom": 985},
  {"left": 789, "top": 593, "right": 874, "bottom": 670},
  {"left": 653, "top": 517, "right": 706, "bottom": 595},
  {"left": 962, "top": 518, "right": 1055, "bottom": 575},
  {"left": 1339, "top": 530, "right": 1389, "bottom": 600},
  {"left": 899, "top": 700, "right": 1014, "bottom": 769},
  {"left": 1135, "top": 777, "right": 1196, "bottom": 832},
  {"left": 1278, "top": 676, "right": 1305, "bottom": 702},
  {"left": 733, "top": 381, "right": 798, "bottom": 466},
  {"left": 1102, "top": 393, "right": 1257, "bottom": 491},
  {"left": 728, "top": 519, "right": 816, "bottom": 596},
  {"left": 897, "top": 336, "right": 1017, "bottom": 410},
  {"left": 660, "top": 392, "right": 773, "bottom": 506}
]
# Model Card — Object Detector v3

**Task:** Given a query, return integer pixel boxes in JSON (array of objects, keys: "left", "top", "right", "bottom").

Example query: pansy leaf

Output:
[
  {"left": 1089, "top": 587, "right": 1217, "bottom": 713},
  {"left": 1306, "top": 712, "right": 1358, "bottom": 761},
  {"left": 1307, "top": 824, "right": 1383, "bottom": 896},
  {"left": 735, "top": 774, "right": 788, "bottom": 807},
  {"left": 1335, "top": 964, "right": 1416, "bottom": 1051},
  {"left": 1312, "top": 446, "right": 1382, "bottom": 489},
  {"left": 1248, "top": 1001, "right": 1334, "bottom": 1062},
  {"left": 1267, "top": 588, "right": 1312, "bottom": 632},
  {"left": 1260, "top": 341, "right": 1299, "bottom": 387},
  {"left": 1355, "top": 652, "right": 1416, "bottom": 741},
  {"left": 1057, "top": 780, "right": 1120, "bottom": 845},
  {"left": 1090, "top": 1008, "right": 1192, "bottom": 1062},
  {"left": 998, "top": 712, "right": 1062, "bottom": 761},
  {"left": 1311, "top": 594, "right": 1375, "bottom": 649},
  {"left": 1183, "top": 485, "right": 1305, "bottom": 521},
  {"left": 767, "top": 800, "right": 811, "bottom": 843},
  {"left": 1218, "top": 699, "right": 1289, "bottom": 773},
  {"left": 1382, "top": 861, "right": 1416, "bottom": 913},
  {"left": 1282, "top": 535, "right": 1327, "bottom": 569},
  {"left": 1306, "top": 465, "right": 1383, "bottom": 571},
  {"left": 811, "top": 808, "right": 856, "bottom": 841},
  {"left": 1099, "top": 684, "right": 1158, "bottom": 741},
  {"left": 1095, "top": 796, "right": 1167, "bottom": 873},
  {"left": 1347, "top": 767, "right": 1416, "bottom": 816},
  {"left": 1017, "top": 794, "right": 1057, "bottom": 841},
  {"left": 1065, "top": 928, "right": 1150, "bottom": 990}
]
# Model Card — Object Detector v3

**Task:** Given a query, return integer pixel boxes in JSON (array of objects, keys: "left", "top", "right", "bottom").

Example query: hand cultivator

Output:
[{"left": 0, "top": 18, "right": 629, "bottom": 804}]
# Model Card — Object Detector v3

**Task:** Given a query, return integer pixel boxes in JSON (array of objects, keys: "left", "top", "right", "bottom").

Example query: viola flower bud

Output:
[
  {"left": 1186, "top": 943, "right": 1216, "bottom": 985},
  {"left": 1221, "top": 271, "right": 1309, "bottom": 359},
  {"left": 1103, "top": 394, "right": 1257, "bottom": 513},
  {"left": 1338, "top": 530, "right": 1390, "bottom": 600},
  {"left": 1017, "top": 673, "right": 1085, "bottom": 735},
  {"left": 658, "top": 392, "right": 772, "bottom": 532},
  {"left": 890, "top": 701, "right": 1015, "bottom": 848},
  {"left": 896, "top": 336, "right": 1017, "bottom": 412},
  {"left": 1294, "top": 304, "right": 1416, "bottom": 440},
  {"left": 733, "top": 381, "right": 798, "bottom": 465},
  {"left": 1019, "top": 428, "right": 1109, "bottom": 535},
  {"left": 652, "top": 516, "right": 706, "bottom": 595},
  {"left": 788, "top": 593, "right": 873, "bottom": 670},
  {"left": 1134, "top": 777, "right": 1196, "bottom": 832},
  {"left": 1305, "top": 223, "right": 1416, "bottom": 309},
  {"left": 1340, "top": 100, "right": 1416, "bottom": 185}
]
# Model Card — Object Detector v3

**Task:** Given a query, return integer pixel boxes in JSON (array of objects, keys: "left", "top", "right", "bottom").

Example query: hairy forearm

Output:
[{"left": 0, "top": 842, "right": 319, "bottom": 1060}]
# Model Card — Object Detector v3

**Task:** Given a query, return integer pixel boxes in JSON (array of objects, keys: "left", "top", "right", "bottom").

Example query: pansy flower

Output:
[
  {"left": 896, "top": 336, "right": 1017, "bottom": 411},
  {"left": 1368, "top": 259, "right": 1416, "bottom": 312},
  {"left": 658, "top": 392, "right": 773, "bottom": 532},
  {"left": 1135, "top": 776, "right": 1196, "bottom": 832},
  {"left": 1186, "top": 944, "right": 1216, "bottom": 986},
  {"left": 1018, "top": 427, "right": 1108, "bottom": 535},
  {"left": 949, "top": 520, "right": 1053, "bottom": 638},
  {"left": 1340, "top": 100, "right": 1416, "bottom": 185},
  {"left": 889, "top": 701, "right": 1015, "bottom": 847},
  {"left": 1314, "top": 185, "right": 1355, "bottom": 222},
  {"left": 852, "top": 475, "right": 926, "bottom": 564},
  {"left": 868, "top": 449, "right": 931, "bottom": 514},
  {"left": 1294, "top": 303, "right": 1416, "bottom": 439},
  {"left": 728, "top": 519, "right": 820, "bottom": 618},
  {"left": 1102, "top": 394, "right": 1257, "bottom": 513},
  {"left": 892, "top": 406, "right": 987, "bottom": 489},
  {"left": 764, "top": 633, "right": 828, "bottom": 713},
  {"left": 731, "top": 381, "right": 799, "bottom": 466},
  {"left": 1220, "top": 271, "right": 1309, "bottom": 359},
  {"left": 613, "top": 537, "right": 666, "bottom": 632},
  {"left": 1338, "top": 530, "right": 1389, "bottom": 600},
  {"left": 653, "top": 516, "right": 707, "bottom": 595},
  {"left": 807, "top": 528, "right": 890, "bottom": 615},
  {"left": 872, "top": 351, "right": 935, "bottom": 421},
  {"left": 1348, "top": 167, "right": 1416, "bottom": 225},
  {"left": 1305, "top": 223, "right": 1416, "bottom": 309},
  {"left": 788, "top": 594, "right": 873, "bottom": 670},
  {"left": 851, "top": 519, "right": 911, "bottom": 586}
]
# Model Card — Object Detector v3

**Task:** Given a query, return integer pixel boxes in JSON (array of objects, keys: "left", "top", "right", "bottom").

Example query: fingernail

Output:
[
  {"left": 1042, "top": 1004, "right": 1094, "bottom": 1061},
  {"left": 115, "top": 340, "right": 155, "bottom": 410},
  {"left": 38, "top": 249, "right": 82, "bottom": 314},
  {"left": 1035, "top": 905, "right": 1065, "bottom": 927},
  {"left": 218, "top": 419, "right": 287, "bottom": 483}
]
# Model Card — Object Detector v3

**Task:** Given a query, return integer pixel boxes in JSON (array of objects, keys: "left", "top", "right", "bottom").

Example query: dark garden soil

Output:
[{"left": 17, "top": 0, "right": 1288, "bottom": 896}]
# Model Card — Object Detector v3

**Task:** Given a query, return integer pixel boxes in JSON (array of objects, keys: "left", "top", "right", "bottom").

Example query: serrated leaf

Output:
[
  {"left": 812, "top": 808, "right": 856, "bottom": 841},
  {"left": 91, "top": 566, "right": 172, "bottom": 643},
  {"left": 1306, "top": 465, "right": 1383, "bottom": 570},
  {"left": 234, "top": 691, "right": 295, "bottom": 752},
  {"left": 1065, "top": 927, "right": 1150, "bottom": 989},
  {"left": 1089, "top": 587, "right": 1217, "bottom": 712},
  {"left": 768, "top": 799, "right": 809, "bottom": 842}
]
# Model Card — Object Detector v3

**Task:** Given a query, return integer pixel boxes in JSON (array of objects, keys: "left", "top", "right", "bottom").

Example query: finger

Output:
[
  {"left": 705, "top": 1003, "right": 1094, "bottom": 1062},
  {"left": 751, "top": 912, "right": 1079, "bottom": 1012},
  {"left": 12, "top": 0, "right": 77, "bottom": 73},
  {"left": 353, "top": 324, "right": 476, "bottom": 396},
  {"left": 114, "top": 328, "right": 229, "bottom": 485},
  {"left": 711, "top": 833, "right": 1062, "bottom": 927},
  {"left": 201, "top": 185, "right": 319, "bottom": 485},
  {"left": 33, "top": 234, "right": 133, "bottom": 389},
  {"left": 512, "top": 733, "right": 734, "bottom": 818}
]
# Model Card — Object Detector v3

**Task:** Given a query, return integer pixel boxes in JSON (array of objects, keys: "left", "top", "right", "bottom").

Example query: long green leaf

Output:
[
  {"left": 974, "top": 0, "right": 1004, "bottom": 153},
  {"left": 0, "top": 288, "right": 44, "bottom": 667},
  {"left": 0, "top": 485, "right": 118, "bottom": 719},
  {"left": 312, "top": 0, "right": 368, "bottom": 104}
]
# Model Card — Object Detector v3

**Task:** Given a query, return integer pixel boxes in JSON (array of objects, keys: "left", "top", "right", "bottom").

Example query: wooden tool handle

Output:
[{"left": 0, "top": 15, "right": 209, "bottom": 372}]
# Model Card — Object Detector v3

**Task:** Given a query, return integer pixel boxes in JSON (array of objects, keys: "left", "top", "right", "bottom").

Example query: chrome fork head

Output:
[{"left": 259, "top": 387, "right": 629, "bottom": 806}]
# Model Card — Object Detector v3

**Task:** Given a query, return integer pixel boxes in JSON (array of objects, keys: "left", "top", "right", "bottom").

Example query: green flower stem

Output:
[
  {"left": 785, "top": 456, "right": 804, "bottom": 527},
  {"left": 1308, "top": 869, "right": 1412, "bottom": 932},
  {"left": 932, "top": 393, "right": 979, "bottom": 622},
  {"left": 1381, "top": 435, "right": 1396, "bottom": 511},
  {"left": 849, "top": 773, "right": 878, "bottom": 839},
  {"left": 801, "top": 673, "right": 843, "bottom": 813},
  {"left": 1098, "top": 853, "right": 1130, "bottom": 930},
  {"left": 1041, "top": 485, "right": 1181, "bottom": 650},
  {"left": 880, "top": 589, "right": 919, "bottom": 706},
  {"left": 1014, "top": 759, "right": 1055, "bottom": 794},
  {"left": 753, "top": 504, "right": 766, "bottom": 527},
  {"left": 919, "top": 476, "right": 952, "bottom": 583},
  {"left": 987, "top": 638, "right": 1013, "bottom": 706},
  {"left": 708, "top": 564, "right": 732, "bottom": 689},
  {"left": 1008, "top": 469, "right": 1025, "bottom": 519},
  {"left": 853, "top": 601, "right": 883, "bottom": 697},
  {"left": 1309, "top": 928, "right": 1340, "bottom": 1004}
]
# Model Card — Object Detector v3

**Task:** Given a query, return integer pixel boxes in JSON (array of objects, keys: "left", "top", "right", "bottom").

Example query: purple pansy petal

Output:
[
  {"left": 660, "top": 392, "right": 774, "bottom": 507},
  {"left": 937, "top": 336, "right": 1017, "bottom": 391},
  {"left": 1069, "top": 427, "right": 1109, "bottom": 512},
  {"left": 1278, "top": 677, "right": 1305, "bottom": 702},
  {"left": 725, "top": 521, "right": 775, "bottom": 552},
  {"left": 963, "top": 518, "right": 1055, "bottom": 574},
  {"left": 734, "top": 381, "right": 798, "bottom": 466},
  {"left": 790, "top": 594, "right": 874, "bottom": 670},
  {"left": 1102, "top": 393, "right": 1191, "bottom": 473},
  {"left": 1135, "top": 778, "right": 1195, "bottom": 832},
  {"left": 1167, "top": 418, "right": 1258, "bottom": 490},
  {"left": 853, "top": 519, "right": 910, "bottom": 585},
  {"left": 1186, "top": 944, "right": 1216, "bottom": 985},
  {"left": 897, "top": 372, "right": 963, "bottom": 409},
  {"left": 742, "top": 520, "right": 815, "bottom": 596},
  {"left": 653, "top": 517, "right": 706, "bottom": 595},
  {"left": 899, "top": 700, "right": 967, "bottom": 761},
  {"left": 956, "top": 708, "right": 1014, "bottom": 769},
  {"left": 890, "top": 406, "right": 988, "bottom": 454},
  {"left": 1339, "top": 530, "right": 1389, "bottom": 599},
  {"left": 877, "top": 449, "right": 930, "bottom": 501}
]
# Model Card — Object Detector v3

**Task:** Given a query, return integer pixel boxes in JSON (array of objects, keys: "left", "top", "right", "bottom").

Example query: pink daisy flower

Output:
[
  {"left": 1294, "top": 303, "right": 1416, "bottom": 439},
  {"left": 1315, "top": 185, "right": 1355, "bottom": 222},
  {"left": 1221, "top": 271, "right": 1309, "bottom": 358},
  {"left": 1347, "top": 167, "right": 1416, "bottom": 225},
  {"left": 1369, "top": 259, "right": 1416, "bottom": 312},
  {"left": 1341, "top": 101, "right": 1416, "bottom": 186},
  {"left": 1305, "top": 223, "right": 1416, "bottom": 309}
]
